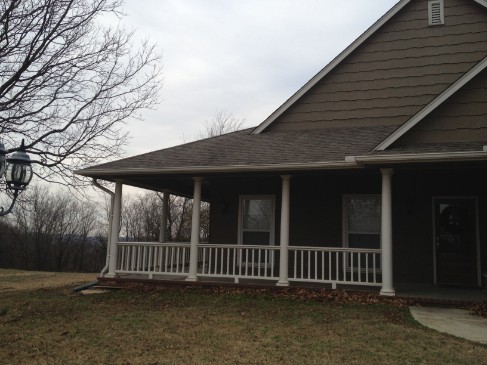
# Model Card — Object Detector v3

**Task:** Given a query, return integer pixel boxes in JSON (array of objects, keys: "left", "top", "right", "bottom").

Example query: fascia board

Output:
[
  {"left": 350, "top": 151, "right": 487, "bottom": 164},
  {"left": 252, "top": 0, "right": 412, "bottom": 135},
  {"left": 374, "top": 57, "right": 487, "bottom": 151},
  {"left": 74, "top": 160, "right": 359, "bottom": 177}
]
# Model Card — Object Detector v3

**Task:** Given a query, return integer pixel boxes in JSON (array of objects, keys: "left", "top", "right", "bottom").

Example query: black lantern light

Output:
[{"left": 0, "top": 140, "right": 33, "bottom": 216}]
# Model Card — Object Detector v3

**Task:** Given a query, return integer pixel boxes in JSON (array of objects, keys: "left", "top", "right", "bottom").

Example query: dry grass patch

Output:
[
  {"left": 0, "top": 269, "right": 97, "bottom": 292},
  {"left": 0, "top": 277, "right": 486, "bottom": 365}
]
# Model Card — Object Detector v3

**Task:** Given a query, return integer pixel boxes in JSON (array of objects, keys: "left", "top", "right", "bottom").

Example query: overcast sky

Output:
[{"left": 118, "top": 0, "right": 400, "bottom": 157}]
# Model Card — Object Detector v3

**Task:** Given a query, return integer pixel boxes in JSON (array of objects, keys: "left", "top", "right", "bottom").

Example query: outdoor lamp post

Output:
[{"left": 0, "top": 140, "right": 33, "bottom": 216}]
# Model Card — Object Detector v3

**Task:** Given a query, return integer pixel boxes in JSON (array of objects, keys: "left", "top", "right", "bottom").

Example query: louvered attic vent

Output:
[{"left": 428, "top": 0, "right": 444, "bottom": 26}]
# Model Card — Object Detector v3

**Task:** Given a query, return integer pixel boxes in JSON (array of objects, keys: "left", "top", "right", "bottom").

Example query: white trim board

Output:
[
  {"left": 251, "top": 0, "right": 413, "bottom": 135},
  {"left": 374, "top": 56, "right": 487, "bottom": 151},
  {"left": 474, "top": 0, "right": 487, "bottom": 8}
]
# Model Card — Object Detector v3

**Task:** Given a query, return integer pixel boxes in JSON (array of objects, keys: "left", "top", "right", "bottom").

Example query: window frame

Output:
[
  {"left": 342, "top": 194, "right": 381, "bottom": 249},
  {"left": 237, "top": 195, "right": 276, "bottom": 246}
]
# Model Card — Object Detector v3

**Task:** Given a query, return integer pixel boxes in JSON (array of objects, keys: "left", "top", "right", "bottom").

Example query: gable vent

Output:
[{"left": 428, "top": 0, "right": 444, "bottom": 26}]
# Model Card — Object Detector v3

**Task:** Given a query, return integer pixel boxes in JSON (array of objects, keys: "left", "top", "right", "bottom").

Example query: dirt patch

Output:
[{"left": 0, "top": 269, "right": 98, "bottom": 292}]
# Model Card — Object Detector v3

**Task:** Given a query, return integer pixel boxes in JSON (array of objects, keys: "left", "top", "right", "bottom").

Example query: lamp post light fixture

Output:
[{"left": 0, "top": 140, "right": 33, "bottom": 217}]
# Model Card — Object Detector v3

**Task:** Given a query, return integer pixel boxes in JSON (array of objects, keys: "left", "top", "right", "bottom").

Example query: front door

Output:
[{"left": 433, "top": 198, "right": 479, "bottom": 287}]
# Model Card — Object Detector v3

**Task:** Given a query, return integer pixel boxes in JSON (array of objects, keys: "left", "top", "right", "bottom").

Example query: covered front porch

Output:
[
  {"left": 94, "top": 163, "right": 486, "bottom": 299},
  {"left": 100, "top": 167, "right": 404, "bottom": 297}
]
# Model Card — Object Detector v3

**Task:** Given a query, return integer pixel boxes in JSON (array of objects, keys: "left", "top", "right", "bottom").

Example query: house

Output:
[{"left": 76, "top": 0, "right": 487, "bottom": 296}]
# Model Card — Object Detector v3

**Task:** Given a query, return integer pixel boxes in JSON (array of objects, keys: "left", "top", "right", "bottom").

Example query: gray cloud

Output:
[{"left": 120, "top": 0, "right": 399, "bottom": 156}]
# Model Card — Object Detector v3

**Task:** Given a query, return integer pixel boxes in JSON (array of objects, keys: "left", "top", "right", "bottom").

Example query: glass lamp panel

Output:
[
  {"left": 5, "top": 162, "right": 32, "bottom": 188},
  {"left": 0, "top": 143, "right": 6, "bottom": 176},
  {"left": 0, "top": 154, "right": 5, "bottom": 176}
]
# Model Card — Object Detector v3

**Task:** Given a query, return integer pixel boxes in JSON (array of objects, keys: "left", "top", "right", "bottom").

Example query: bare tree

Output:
[
  {"left": 121, "top": 192, "right": 161, "bottom": 242},
  {"left": 196, "top": 109, "right": 245, "bottom": 140},
  {"left": 0, "top": 0, "right": 162, "bottom": 186}
]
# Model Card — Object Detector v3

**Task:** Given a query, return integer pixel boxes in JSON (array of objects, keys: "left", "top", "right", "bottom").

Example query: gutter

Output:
[
  {"left": 347, "top": 151, "right": 487, "bottom": 165},
  {"left": 75, "top": 160, "right": 359, "bottom": 177},
  {"left": 92, "top": 178, "right": 115, "bottom": 276}
]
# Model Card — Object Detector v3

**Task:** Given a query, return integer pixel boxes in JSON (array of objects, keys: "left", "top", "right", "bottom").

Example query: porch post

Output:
[
  {"left": 380, "top": 168, "right": 395, "bottom": 296},
  {"left": 107, "top": 182, "right": 123, "bottom": 278},
  {"left": 186, "top": 177, "right": 202, "bottom": 282},
  {"left": 159, "top": 192, "right": 169, "bottom": 243},
  {"left": 277, "top": 175, "right": 291, "bottom": 286}
]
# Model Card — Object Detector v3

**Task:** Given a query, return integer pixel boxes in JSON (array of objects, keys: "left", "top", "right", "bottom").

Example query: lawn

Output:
[{"left": 0, "top": 270, "right": 486, "bottom": 365}]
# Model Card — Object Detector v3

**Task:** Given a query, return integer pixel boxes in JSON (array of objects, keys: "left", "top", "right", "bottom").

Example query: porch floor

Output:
[
  {"left": 100, "top": 274, "right": 487, "bottom": 305},
  {"left": 395, "top": 283, "right": 487, "bottom": 305}
]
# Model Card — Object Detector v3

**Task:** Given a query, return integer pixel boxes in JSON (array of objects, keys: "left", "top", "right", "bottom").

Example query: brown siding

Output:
[
  {"left": 396, "top": 68, "right": 487, "bottom": 145},
  {"left": 266, "top": 0, "right": 487, "bottom": 132}
]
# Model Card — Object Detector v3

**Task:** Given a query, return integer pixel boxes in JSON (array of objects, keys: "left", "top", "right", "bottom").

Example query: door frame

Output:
[{"left": 432, "top": 196, "right": 481, "bottom": 286}]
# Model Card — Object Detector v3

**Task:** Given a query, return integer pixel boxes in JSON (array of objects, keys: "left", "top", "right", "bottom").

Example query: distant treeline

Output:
[
  {"left": 0, "top": 186, "right": 208, "bottom": 273},
  {"left": 0, "top": 186, "right": 107, "bottom": 272}
]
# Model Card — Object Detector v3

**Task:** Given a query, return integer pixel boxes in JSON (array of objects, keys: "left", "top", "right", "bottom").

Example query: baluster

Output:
[
  {"left": 220, "top": 247, "right": 224, "bottom": 275},
  {"left": 148, "top": 246, "right": 153, "bottom": 272},
  {"left": 300, "top": 250, "right": 304, "bottom": 279},
  {"left": 225, "top": 247, "right": 232, "bottom": 275},
  {"left": 314, "top": 251, "right": 318, "bottom": 280},
  {"left": 264, "top": 249, "right": 268, "bottom": 278},
  {"left": 372, "top": 253, "right": 377, "bottom": 284},
  {"left": 119, "top": 246, "right": 125, "bottom": 271},
  {"left": 358, "top": 252, "right": 362, "bottom": 283},
  {"left": 245, "top": 248, "right": 249, "bottom": 276},
  {"left": 350, "top": 252, "right": 354, "bottom": 282}
]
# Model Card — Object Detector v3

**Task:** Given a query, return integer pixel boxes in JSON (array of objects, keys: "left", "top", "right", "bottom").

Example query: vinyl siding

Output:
[
  {"left": 395, "top": 67, "right": 487, "bottom": 145},
  {"left": 266, "top": 0, "right": 487, "bottom": 132}
]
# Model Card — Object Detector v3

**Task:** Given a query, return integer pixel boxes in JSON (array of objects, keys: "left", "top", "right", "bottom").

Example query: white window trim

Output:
[
  {"left": 237, "top": 195, "right": 276, "bottom": 246},
  {"left": 342, "top": 194, "right": 381, "bottom": 249}
]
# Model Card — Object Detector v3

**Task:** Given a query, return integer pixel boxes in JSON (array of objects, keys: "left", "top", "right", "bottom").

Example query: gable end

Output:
[{"left": 374, "top": 56, "right": 487, "bottom": 151}]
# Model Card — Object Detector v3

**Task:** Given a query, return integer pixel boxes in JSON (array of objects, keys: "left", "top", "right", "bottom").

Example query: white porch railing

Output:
[
  {"left": 116, "top": 242, "right": 192, "bottom": 276},
  {"left": 114, "top": 242, "right": 382, "bottom": 287},
  {"left": 197, "top": 244, "right": 279, "bottom": 281},
  {"left": 289, "top": 246, "right": 382, "bottom": 287}
]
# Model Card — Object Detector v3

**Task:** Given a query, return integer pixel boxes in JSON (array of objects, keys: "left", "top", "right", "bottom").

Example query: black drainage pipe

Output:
[{"left": 73, "top": 280, "right": 99, "bottom": 293}]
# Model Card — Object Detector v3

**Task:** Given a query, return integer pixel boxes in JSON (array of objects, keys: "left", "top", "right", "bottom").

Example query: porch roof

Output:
[
  {"left": 76, "top": 125, "right": 398, "bottom": 180},
  {"left": 76, "top": 124, "right": 487, "bottom": 190}
]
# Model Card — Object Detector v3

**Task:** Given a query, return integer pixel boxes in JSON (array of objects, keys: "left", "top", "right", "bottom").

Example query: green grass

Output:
[{"left": 1, "top": 285, "right": 486, "bottom": 365}]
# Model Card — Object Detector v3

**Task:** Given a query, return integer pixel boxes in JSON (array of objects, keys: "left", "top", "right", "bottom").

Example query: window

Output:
[
  {"left": 343, "top": 195, "right": 381, "bottom": 249},
  {"left": 239, "top": 196, "right": 275, "bottom": 245}
]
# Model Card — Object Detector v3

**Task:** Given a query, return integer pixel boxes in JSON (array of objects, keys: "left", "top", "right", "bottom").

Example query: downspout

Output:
[{"left": 92, "top": 178, "right": 115, "bottom": 276}]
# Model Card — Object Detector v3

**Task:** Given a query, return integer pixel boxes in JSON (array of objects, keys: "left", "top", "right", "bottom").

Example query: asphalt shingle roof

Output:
[{"left": 78, "top": 125, "right": 399, "bottom": 174}]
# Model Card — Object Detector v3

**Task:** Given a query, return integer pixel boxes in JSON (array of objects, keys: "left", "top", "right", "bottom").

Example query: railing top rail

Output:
[
  {"left": 116, "top": 242, "right": 381, "bottom": 253},
  {"left": 288, "top": 246, "right": 382, "bottom": 253},
  {"left": 198, "top": 244, "right": 280, "bottom": 250},
  {"left": 117, "top": 241, "right": 191, "bottom": 247}
]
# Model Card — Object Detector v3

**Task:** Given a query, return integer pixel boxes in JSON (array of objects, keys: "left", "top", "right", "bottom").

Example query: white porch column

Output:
[
  {"left": 159, "top": 192, "right": 169, "bottom": 243},
  {"left": 107, "top": 182, "right": 123, "bottom": 278},
  {"left": 186, "top": 177, "right": 202, "bottom": 282},
  {"left": 277, "top": 175, "right": 291, "bottom": 287},
  {"left": 380, "top": 168, "right": 395, "bottom": 296}
]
